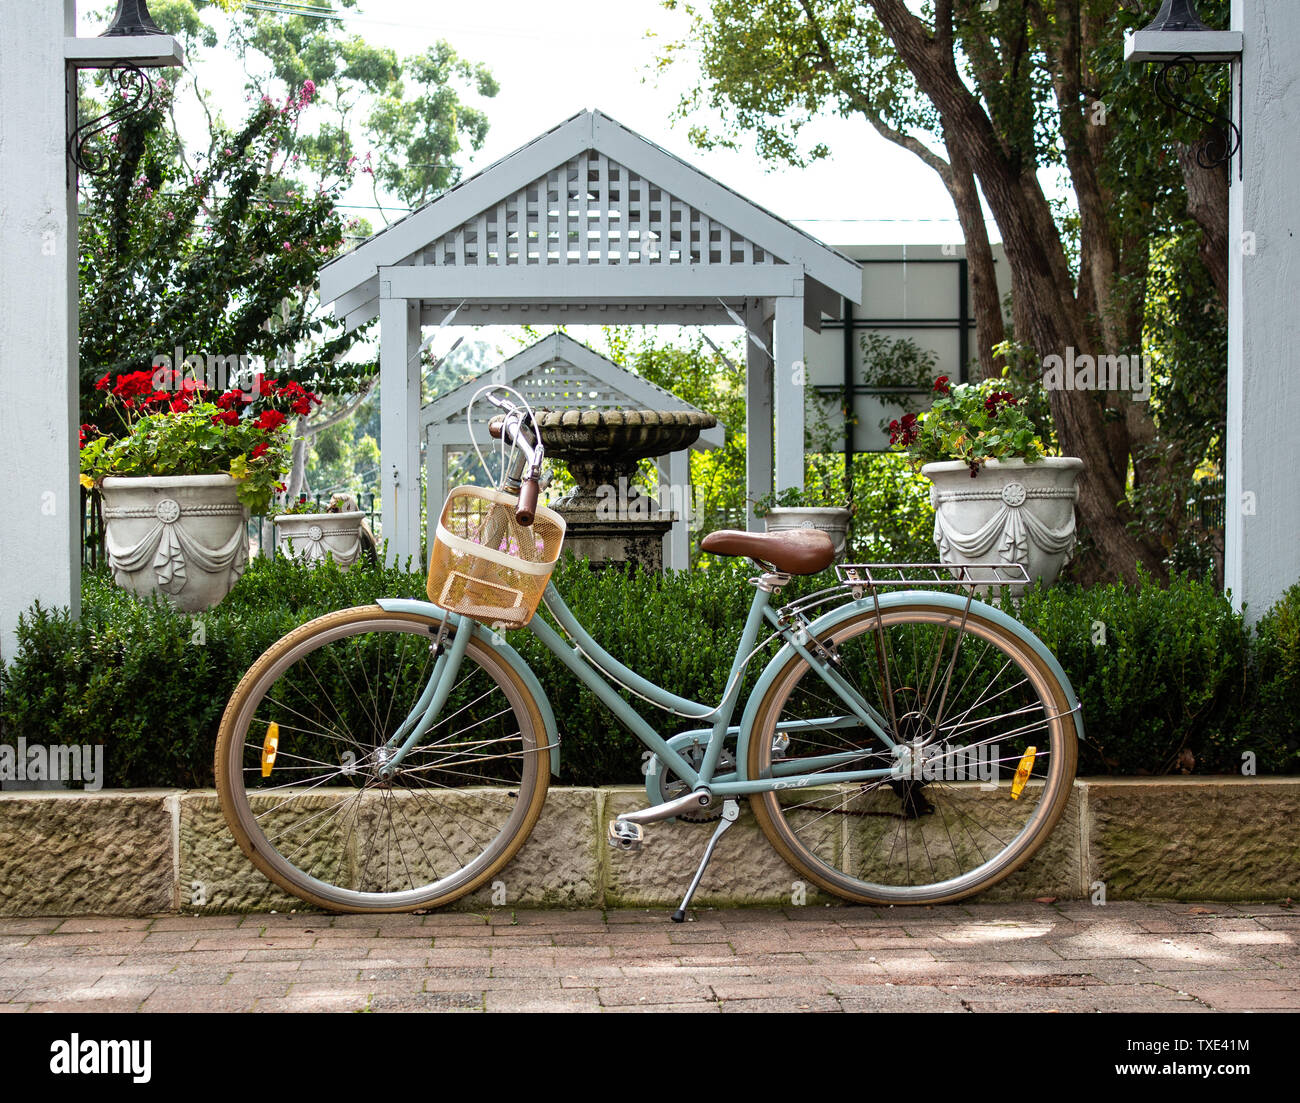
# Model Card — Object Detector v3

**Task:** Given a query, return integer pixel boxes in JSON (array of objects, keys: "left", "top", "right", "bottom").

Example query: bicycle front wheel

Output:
[
  {"left": 747, "top": 602, "right": 1078, "bottom": 905},
  {"left": 215, "top": 606, "right": 549, "bottom": 913}
]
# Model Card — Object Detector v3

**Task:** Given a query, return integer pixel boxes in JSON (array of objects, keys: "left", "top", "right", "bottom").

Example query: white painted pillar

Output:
[
  {"left": 0, "top": 8, "right": 180, "bottom": 661},
  {"left": 658, "top": 450, "right": 690, "bottom": 571},
  {"left": 1225, "top": 0, "right": 1300, "bottom": 623},
  {"left": 379, "top": 292, "right": 423, "bottom": 568},
  {"left": 744, "top": 300, "right": 774, "bottom": 530},
  {"left": 772, "top": 288, "right": 806, "bottom": 495},
  {"left": 0, "top": 2, "right": 79, "bottom": 662},
  {"left": 425, "top": 429, "right": 446, "bottom": 541}
]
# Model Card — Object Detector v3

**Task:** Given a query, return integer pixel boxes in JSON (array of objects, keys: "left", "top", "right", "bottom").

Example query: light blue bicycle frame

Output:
[{"left": 373, "top": 569, "right": 1084, "bottom": 795}]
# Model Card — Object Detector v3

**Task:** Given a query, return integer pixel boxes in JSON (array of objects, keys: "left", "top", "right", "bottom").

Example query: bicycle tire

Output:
[
  {"left": 215, "top": 606, "right": 549, "bottom": 913},
  {"left": 747, "top": 601, "right": 1078, "bottom": 906}
]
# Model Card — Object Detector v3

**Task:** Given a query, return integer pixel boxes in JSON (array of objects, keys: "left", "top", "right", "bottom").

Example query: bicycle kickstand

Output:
[{"left": 671, "top": 800, "right": 739, "bottom": 923}]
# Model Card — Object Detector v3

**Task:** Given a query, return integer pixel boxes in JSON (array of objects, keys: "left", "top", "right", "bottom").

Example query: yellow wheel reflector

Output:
[
  {"left": 261, "top": 722, "right": 280, "bottom": 777},
  {"left": 1010, "top": 746, "right": 1037, "bottom": 800}
]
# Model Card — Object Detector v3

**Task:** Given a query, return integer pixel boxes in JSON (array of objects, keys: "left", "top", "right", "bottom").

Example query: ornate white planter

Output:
[
  {"left": 922, "top": 458, "right": 1083, "bottom": 590},
  {"left": 101, "top": 475, "right": 249, "bottom": 612},
  {"left": 763, "top": 506, "right": 852, "bottom": 560},
  {"left": 273, "top": 511, "right": 365, "bottom": 570}
]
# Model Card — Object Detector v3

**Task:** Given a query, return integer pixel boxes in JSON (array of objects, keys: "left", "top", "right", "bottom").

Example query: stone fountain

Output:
[{"left": 535, "top": 409, "right": 717, "bottom": 571}]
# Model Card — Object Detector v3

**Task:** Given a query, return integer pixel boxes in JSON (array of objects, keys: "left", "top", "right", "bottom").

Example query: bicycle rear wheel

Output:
[
  {"left": 215, "top": 606, "right": 549, "bottom": 913},
  {"left": 747, "top": 602, "right": 1078, "bottom": 905}
]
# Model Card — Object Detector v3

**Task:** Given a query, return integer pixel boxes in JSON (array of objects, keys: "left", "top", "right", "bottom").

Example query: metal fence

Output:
[{"left": 1187, "top": 477, "right": 1225, "bottom": 530}]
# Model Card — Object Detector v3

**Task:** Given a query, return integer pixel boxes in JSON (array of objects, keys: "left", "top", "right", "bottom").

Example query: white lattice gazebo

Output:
[
  {"left": 317, "top": 109, "right": 862, "bottom": 565},
  {"left": 422, "top": 332, "right": 725, "bottom": 570}
]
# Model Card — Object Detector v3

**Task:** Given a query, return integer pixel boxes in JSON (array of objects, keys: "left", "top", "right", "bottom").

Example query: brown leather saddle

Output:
[{"left": 699, "top": 528, "right": 835, "bottom": 575}]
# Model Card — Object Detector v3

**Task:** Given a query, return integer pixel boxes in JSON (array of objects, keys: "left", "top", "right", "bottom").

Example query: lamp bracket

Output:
[
  {"left": 68, "top": 63, "right": 161, "bottom": 178},
  {"left": 1152, "top": 53, "right": 1242, "bottom": 172}
]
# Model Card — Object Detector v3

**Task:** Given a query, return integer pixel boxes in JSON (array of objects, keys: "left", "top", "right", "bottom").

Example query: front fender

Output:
[
  {"left": 736, "top": 591, "right": 1085, "bottom": 778},
  {"left": 374, "top": 598, "right": 560, "bottom": 776}
]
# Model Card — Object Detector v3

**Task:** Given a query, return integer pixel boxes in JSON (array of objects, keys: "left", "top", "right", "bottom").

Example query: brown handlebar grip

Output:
[
  {"left": 488, "top": 416, "right": 504, "bottom": 440},
  {"left": 516, "top": 478, "right": 539, "bottom": 526}
]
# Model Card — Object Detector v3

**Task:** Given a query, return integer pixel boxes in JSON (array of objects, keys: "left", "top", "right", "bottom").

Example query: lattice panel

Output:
[{"left": 421, "top": 151, "right": 779, "bottom": 266}]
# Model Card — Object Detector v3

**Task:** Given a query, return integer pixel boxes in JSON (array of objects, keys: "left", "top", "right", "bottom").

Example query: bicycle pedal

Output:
[{"left": 607, "top": 819, "right": 644, "bottom": 852}]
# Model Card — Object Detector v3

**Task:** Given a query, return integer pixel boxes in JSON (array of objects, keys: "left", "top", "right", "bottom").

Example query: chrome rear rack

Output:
[
  {"left": 835, "top": 562, "right": 1030, "bottom": 591},
  {"left": 776, "top": 562, "right": 1028, "bottom": 623}
]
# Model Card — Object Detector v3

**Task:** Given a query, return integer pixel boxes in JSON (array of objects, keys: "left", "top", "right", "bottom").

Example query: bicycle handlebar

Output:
[{"left": 486, "top": 406, "right": 543, "bottom": 527}]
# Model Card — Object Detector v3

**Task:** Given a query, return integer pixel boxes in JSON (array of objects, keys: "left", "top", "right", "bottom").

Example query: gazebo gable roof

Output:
[
  {"left": 421, "top": 333, "right": 725, "bottom": 450},
  {"left": 320, "top": 109, "right": 860, "bottom": 326}
]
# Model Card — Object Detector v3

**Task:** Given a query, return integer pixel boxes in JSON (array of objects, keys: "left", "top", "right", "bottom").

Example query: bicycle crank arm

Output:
[{"left": 618, "top": 788, "right": 715, "bottom": 825}]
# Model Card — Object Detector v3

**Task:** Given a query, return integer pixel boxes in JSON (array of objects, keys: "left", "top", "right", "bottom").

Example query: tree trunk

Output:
[
  {"left": 945, "top": 138, "right": 1005, "bottom": 379},
  {"left": 866, "top": 0, "right": 1169, "bottom": 585},
  {"left": 1177, "top": 131, "right": 1230, "bottom": 308}
]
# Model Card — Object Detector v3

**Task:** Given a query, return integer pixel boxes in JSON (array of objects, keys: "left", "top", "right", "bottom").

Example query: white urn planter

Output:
[
  {"left": 763, "top": 506, "right": 852, "bottom": 560},
  {"left": 273, "top": 511, "right": 365, "bottom": 570},
  {"left": 101, "top": 475, "right": 249, "bottom": 612},
  {"left": 922, "top": 458, "right": 1084, "bottom": 590}
]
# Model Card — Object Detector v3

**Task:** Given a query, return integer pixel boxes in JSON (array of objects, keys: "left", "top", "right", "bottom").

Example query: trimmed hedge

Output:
[{"left": 1, "top": 557, "right": 1296, "bottom": 788}]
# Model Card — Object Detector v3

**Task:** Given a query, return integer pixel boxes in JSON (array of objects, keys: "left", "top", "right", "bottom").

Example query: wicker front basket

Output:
[{"left": 426, "top": 486, "right": 566, "bottom": 628}]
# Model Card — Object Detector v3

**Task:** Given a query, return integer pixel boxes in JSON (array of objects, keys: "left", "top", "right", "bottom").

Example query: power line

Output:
[{"left": 244, "top": 2, "right": 344, "bottom": 20}]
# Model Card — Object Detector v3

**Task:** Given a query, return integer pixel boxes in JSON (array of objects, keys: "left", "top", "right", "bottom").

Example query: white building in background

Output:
[{"left": 805, "top": 242, "right": 1012, "bottom": 455}]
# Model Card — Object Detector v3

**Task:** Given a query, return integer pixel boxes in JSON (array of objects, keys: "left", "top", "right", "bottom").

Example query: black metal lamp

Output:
[
  {"left": 1139, "top": 0, "right": 1214, "bottom": 34},
  {"left": 101, "top": 0, "right": 165, "bottom": 37}
]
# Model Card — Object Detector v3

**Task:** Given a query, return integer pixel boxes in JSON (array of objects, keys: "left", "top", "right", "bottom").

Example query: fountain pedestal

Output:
[{"left": 534, "top": 409, "right": 717, "bottom": 572}]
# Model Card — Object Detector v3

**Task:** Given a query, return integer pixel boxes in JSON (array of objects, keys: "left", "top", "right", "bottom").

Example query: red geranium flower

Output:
[
  {"left": 250, "top": 442, "right": 270, "bottom": 460},
  {"left": 94, "top": 372, "right": 112, "bottom": 391},
  {"left": 253, "top": 409, "right": 287, "bottom": 431},
  {"left": 211, "top": 410, "right": 240, "bottom": 427},
  {"left": 933, "top": 376, "right": 950, "bottom": 394},
  {"left": 112, "top": 370, "right": 156, "bottom": 402}
]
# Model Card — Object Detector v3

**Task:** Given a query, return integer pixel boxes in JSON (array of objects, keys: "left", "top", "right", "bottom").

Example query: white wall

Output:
[{"left": 804, "top": 243, "right": 1012, "bottom": 453}]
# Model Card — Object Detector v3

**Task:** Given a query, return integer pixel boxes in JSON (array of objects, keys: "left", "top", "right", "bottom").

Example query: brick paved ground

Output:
[{"left": 0, "top": 901, "right": 1296, "bottom": 1013}]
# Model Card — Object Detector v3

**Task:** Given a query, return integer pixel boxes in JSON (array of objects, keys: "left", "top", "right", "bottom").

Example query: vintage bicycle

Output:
[{"left": 215, "top": 391, "right": 1083, "bottom": 918}]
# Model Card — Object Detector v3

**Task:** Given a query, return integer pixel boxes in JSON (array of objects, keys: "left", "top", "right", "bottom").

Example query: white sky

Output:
[
  {"left": 79, "top": 0, "right": 985, "bottom": 248},
  {"left": 352, "top": 0, "right": 975, "bottom": 246},
  {"left": 76, "top": 0, "right": 1007, "bottom": 363}
]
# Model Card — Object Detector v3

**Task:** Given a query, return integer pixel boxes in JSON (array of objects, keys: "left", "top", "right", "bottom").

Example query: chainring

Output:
[{"left": 647, "top": 738, "right": 735, "bottom": 823}]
